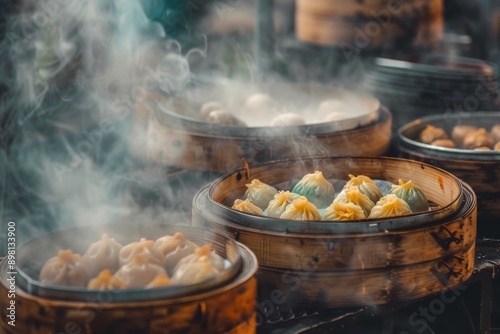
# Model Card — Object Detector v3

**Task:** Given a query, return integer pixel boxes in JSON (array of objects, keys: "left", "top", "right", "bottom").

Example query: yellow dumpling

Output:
[
  {"left": 244, "top": 179, "right": 278, "bottom": 210},
  {"left": 333, "top": 187, "right": 374, "bottom": 217},
  {"left": 344, "top": 174, "right": 382, "bottom": 203},
  {"left": 232, "top": 198, "right": 264, "bottom": 216},
  {"left": 279, "top": 196, "right": 320, "bottom": 221},
  {"left": 322, "top": 201, "right": 366, "bottom": 221},
  {"left": 368, "top": 194, "right": 412, "bottom": 218},
  {"left": 266, "top": 191, "right": 301, "bottom": 218}
]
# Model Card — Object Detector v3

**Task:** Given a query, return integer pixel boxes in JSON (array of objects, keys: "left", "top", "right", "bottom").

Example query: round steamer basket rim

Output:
[
  {"left": 398, "top": 112, "right": 500, "bottom": 161},
  {"left": 205, "top": 156, "right": 465, "bottom": 235},
  {"left": 151, "top": 86, "right": 382, "bottom": 137},
  {"left": 9, "top": 223, "right": 251, "bottom": 303}
]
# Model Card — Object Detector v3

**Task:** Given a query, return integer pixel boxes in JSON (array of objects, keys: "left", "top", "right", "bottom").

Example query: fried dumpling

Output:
[
  {"left": 146, "top": 273, "right": 173, "bottom": 288},
  {"left": 279, "top": 196, "right": 321, "bottom": 221},
  {"left": 368, "top": 194, "right": 412, "bottom": 218},
  {"left": 292, "top": 171, "right": 335, "bottom": 208},
  {"left": 172, "top": 244, "right": 221, "bottom": 285},
  {"left": 344, "top": 174, "right": 382, "bottom": 204},
  {"left": 463, "top": 128, "right": 494, "bottom": 149},
  {"left": 119, "top": 238, "right": 164, "bottom": 267},
  {"left": 244, "top": 179, "right": 278, "bottom": 210},
  {"left": 419, "top": 125, "right": 447, "bottom": 144},
  {"left": 491, "top": 124, "right": 500, "bottom": 142},
  {"left": 39, "top": 249, "right": 89, "bottom": 287},
  {"left": 451, "top": 125, "right": 477, "bottom": 144},
  {"left": 390, "top": 179, "right": 430, "bottom": 213},
  {"left": 83, "top": 233, "right": 122, "bottom": 278},
  {"left": 333, "top": 187, "right": 374, "bottom": 217},
  {"left": 115, "top": 253, "right": 167, "bottom": 289},
  {"left": 232, "top": 199, "right": 264, "bottom": 216},
  {"left": 87, "top": 269, "right": 126, "bottom": 290},
  {"left": 322, "top": 201, "right": 366, "bottom": 221},
  {"left": 266, "top": 191, "right": 301, "bottom": 218}
]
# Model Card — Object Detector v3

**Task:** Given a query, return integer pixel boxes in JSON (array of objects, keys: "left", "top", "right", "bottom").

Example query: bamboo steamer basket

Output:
[
  {"left": 295, "top": 0, "right": 443, "bottom": 47},
  {"left": 398, "top": 112, "right": 500, "bottom": 237},
  {"left": 0, "top": 223, "right": 258, "bottom": 334},
  {"left": 192, "top": 156, "right": 477, "bottom": 310},
  {"left": 144, "top": 80, "right": 391, "bottom": 172}
]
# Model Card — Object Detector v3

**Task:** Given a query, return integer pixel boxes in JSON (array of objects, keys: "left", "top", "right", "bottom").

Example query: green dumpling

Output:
[
  {"left": 390, "top": 179, "right": 430, "bottom": 213},
  {"left": 292, "top": 171, "right": 335, "bottom": 209}
]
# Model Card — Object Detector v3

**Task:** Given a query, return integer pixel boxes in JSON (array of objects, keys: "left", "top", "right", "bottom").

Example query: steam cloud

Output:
[{"left": 0, "top": 0, "right": 200, "bottom": 252}]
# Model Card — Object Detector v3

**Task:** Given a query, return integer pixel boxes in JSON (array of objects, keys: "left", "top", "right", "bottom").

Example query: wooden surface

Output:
[{"left": 295, "top": 0, "right": 443, "bottom": 47}]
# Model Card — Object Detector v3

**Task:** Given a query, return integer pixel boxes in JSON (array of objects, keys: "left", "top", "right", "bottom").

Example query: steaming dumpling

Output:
[
  {"left": 206, "top": 110, "right": 246, "bottom": 127},
  {"left": 146, "top": 273, "right": 173, "bottom": 288},
  {"left": 153, "top": 232, "right": 186, "bottom": 258},
  {"left": 317, "top": 99, "right": 348, "bottom": 120},
  {"left": 244, "top": 179, "right": 278, "bottom": 210},
  {"left": 87, "top": 269, "right": 126, "bottom": 290},
  {"left": 39, "top": 249, "right": 89, "bottom": 287},
  {"left": 115, "top": 254, "right": 167, "bottom": 289},
  {"left": 270, "top": 113, "right": 306, "bottom": 127},
  {"left": 266, "top": 191, "right": 301, "bottom": 218},
  {"left": 324, "top": 111, "right": 350, "bottom": 123},
  {"left": 172, "top": 244, "right": 221, "bottom": 285},
  {"left": 474, "top": 146, "right": 491, "bottom": 151},
  {"left": 279, "top": 196, "right": 321, "bottom": 221},
  {"left": 452, "top": 125, "right": 477, "bottom": 144},
  {"left": 333, "top": 187, "right": 374, "bottom": 217},
  {"left": 344, "top": 174, "right": 382, "bottom": 204},
  {"left": 232, "top": 199, "right": 264, "bottom": 216},
  {"left": 431, "top": 139, "right": 456, "bottom": 148},
  {"left": 463, "top": 128, "right": 494, "bottom": 149},
  {"left": 390, "top": 180, "right": 430, "bottom": 213},
  {"left": 119, "top": 238, "right": 164, "bottom": 267},
  {"left": 200, "top": 101, "right": 224, "bottom": 119},
  {"left": 164, "top": 240, "right": 198, "bottom": 275},
  {"left": 368, "top": 194, "right": 413, "bottom": 218},
  {"left": 495, "top": 142, "right": 500, "bottom": 151},
  {"left": 244, "top": 93, "right": 276, "bottom": 110},
  {"left": 419, "top": 125, "right": 448, "bottom": 144},
  {"left": 322, "top": 201, "right": 366, "bottom": 221},
  {"left": 491, "top": 124, "right": 500, "bottom": 142},
  {"left": 292, "top": 171, "right": 335, "bottom": 208},
  {"left": 83, "top": 233, "right": 122, "bottom": 278}
]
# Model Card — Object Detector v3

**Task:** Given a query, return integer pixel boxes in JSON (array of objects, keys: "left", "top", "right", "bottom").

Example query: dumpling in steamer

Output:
[
  {"left": 146, "top": 273, "right": 173, "bottom": 288},
  {"left": 244, "top": 179, "right": 278, "bottom": 210},
  {"left": 324, "top": 111, "right": 350, "bottom": 123},
  {"left": 119, "top": 238, "right": 164, "bottom": 267},
  {"left": 232, "top": 199, "right": 264, "bottom": 216},
  {"left": 172, "top": 244, "right": 222, "bottom": 285},
  {"left": 266, "top": 191, "right": 301, "bottom": 218},
  {"left": 333, "top": 187, "right": 374, "bottom": 217},
  {"left": 244, "top": 93, "right": 276, "bottom": 111},
  {"left": 322, "top": 201, "right": 366, "bottom": 221},
  {"left": 87, "top": 269, "right": 126, "bottom": 290},
  {"left": 115, "top": 253, "right": 167, "bottom": 289},
  {"left": 419, "top": 125, "right": 448, "bottom": 144},
  {"left": 368, "top": 194, "right": 413, "bottom": 218},
  {"left": 206, "top": 110, "right": 246, "bottom": 127},
  {"left": 153, "top": 232, "right": 186, "bottom": 258},
  {"left": 270, "top": 113, "right": 306, "bottom": 127},
  {"left": 200, "top": 101, "right": 224, "bottom": 119},
  {"left": 390, "top": 179, "right": 430, "bottom": 213},
  {"left": 431, "top": 139, "right": 456, "bottom": 148},
  {"left": 491, "top": 124, "right": 500, "bottom": 142},
  {"left": 451, "top": 125, "right": 477, "bottom": 144},
  {"left": 463, "top": 128, "right": 494, "bottom": 149},
  {"left": 279, "top": 196, "right": 321, "bottom": 221},
  {"left": 292, "top": 171, "right": 335, "bottom": 208},
  {"left": 83, "top": 233, "right": 122, "bottom": 278},
  {"left": 344, "top": 174, "right": 382, "bottom": 204},
  {"left": 39, "top": 249, "right": 89, "bottom": 287},
  {"left": 164, "top": 239, "right": 199, "bottom": 275},
  {"left": 317, "top": 99, "right": 348, "bottom": 120}
]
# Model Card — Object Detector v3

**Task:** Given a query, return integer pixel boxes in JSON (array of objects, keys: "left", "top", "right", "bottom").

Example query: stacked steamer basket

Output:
[
  {"left": 0, "top": 223, "right": 258, "bottom": 334},
  {"left": 364, "top": 56, "right": 499, "bottom": 130},
  {"left": 144, "top": 78, "right": 392, "bottom": 173},
  {"left": 398, "top": 112, "right": 500, "bottom": 238},
  {"left": 295, "top": 0, "right": 443, "bottom": 48},
  {"left": 192, "top": 157, "right": 477, "bottom": 312}
]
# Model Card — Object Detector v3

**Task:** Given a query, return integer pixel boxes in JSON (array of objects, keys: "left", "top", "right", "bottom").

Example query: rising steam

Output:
[{"left": 0, "top": 0, "right": 199, "bottom": 250}]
